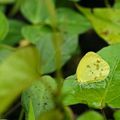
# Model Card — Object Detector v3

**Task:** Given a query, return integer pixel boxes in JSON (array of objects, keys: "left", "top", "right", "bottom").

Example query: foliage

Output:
[
  {"left": 62, "top": 44, "right": 120, "bottom": 108},
  {"left": 0, "top": 0, "right": 120, "bottom": 120},
  {"left": 114, "top": 110, "right": 120, "bottom": 120},
  {"left": 77, "top": 111, "right": 104, "bottom": 120}
]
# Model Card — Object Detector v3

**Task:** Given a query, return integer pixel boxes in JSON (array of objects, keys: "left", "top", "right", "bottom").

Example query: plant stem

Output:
[
  {"left": 18, "top": 109, "right": 24, "bottom": 120},
  {"left": 44, "top": 0, "right": 64, "bottom": 111},
  {"left": 44, "top": 0, "right": 63, "bottom": 90},
  {"left": 9, "top": 0, "right": 23, "bottom": 16}
]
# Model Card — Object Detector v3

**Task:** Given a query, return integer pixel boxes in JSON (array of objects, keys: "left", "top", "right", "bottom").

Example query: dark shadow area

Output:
[
  {"left": 4, "top": 97, "right": 23, "bottom": 120},
  {"left": 79, "top": 29, "right": 108, "bottom": 55},
  {"left": 78, "top": 0, "right": 114, "bottom": 8},
  {"left": 70, "top": 104, "right": 89, "bottom": 116}
]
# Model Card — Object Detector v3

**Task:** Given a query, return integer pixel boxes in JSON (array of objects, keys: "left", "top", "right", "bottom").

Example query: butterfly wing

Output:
[{"left": 76, "top": 52, "right": 110, "bottom": 83}]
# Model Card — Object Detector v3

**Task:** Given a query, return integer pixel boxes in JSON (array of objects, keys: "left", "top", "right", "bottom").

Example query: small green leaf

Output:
[
  {"left": 22, "top": 76, "right": 57, "bottom": 119},
  {"left": 0, "top": 11, "right": 9, "bottom": 40},
  {"left": 46, "top": 8, "right": 91, "bottom": 35},
  {"left": 28, "top": 100, "right": 35, "bottom": 120},
  {"left": 22, "top": 25, "right": 78, "bottom": 74},
  {"left": 77, "top": 111, "right": 104, "bottom": 120},
  {"left": 0, "top": 45, "right": 40, "bottom": 113},
  {"left": 62, "top": 44, "right": 120, "bottom": 108},
  {"left": 3, "top": 20, "right": 25, "bottom": 45},
  {"left": 21, "top": 0, "right": 54, "bottom": 24},
  {"left": 79, "top": 6, "right": 120, "bottom": 44},
  {"left": 114, "top": 110, "right": 120, "bottom": 120}
]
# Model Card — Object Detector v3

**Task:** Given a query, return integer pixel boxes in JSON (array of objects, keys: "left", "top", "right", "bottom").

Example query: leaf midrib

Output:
[{"left": 100, "top": 56, "right": 119, "bottom": 108}]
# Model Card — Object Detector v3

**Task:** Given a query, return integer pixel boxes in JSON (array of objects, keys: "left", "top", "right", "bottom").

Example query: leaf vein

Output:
[{"left": 100, "top": 57, "right": 119, "bottom": 108}]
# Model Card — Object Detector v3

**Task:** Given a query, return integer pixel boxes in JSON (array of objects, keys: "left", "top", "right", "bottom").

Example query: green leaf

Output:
[
  {"left": 38, "top": 109, "right": 63, "bottom": 120},
  {"left": 3, "top": 20, "right": 25, "bottom": 45},
  {"left": 79, "top": 6, "right": 120, "bottom": 44},
  {"left": 0, "top": 45, "right": 40, "bottom": 113},
  {"left": 28, "top": 100, "right": 35, "bottom": 120},
  {"left": 0, "top": 11, "right": 9, "bottom": 40},
  {"left": 22, "top": 25, "right": 78, "bottom": 74},
  {"left": 22, "top": 76, "right": 57, "bottom": 119},
  {"left": 20, "top": 0, "right": 54, "bottom": 24},
  {"left": 46, "top": 8, "right": 91, "bottom": 35},
  {"left": 0, "top": 5, "right": 6, "bottom": 12},
  {"left": 38, "top": 107, "right": 72, "bottom": 120},
  {"left": 77, "top": 111, "right": 104, "bottom": 120},
  {"left": 114, "top": 0, "right": 120, "bottom": 8},
  {"left": 62, "top": 44, "right": 120, "bottom": 108},
  {"left": 0, "top": 45, "right": 14, "bottom": 62},
  {"left": 114, "top": 110, "right": 120, "bottom": 120}
]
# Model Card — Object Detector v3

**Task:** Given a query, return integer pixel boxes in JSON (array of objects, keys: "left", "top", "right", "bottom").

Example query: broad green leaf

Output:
[
  {"left": 0, "top": 45, "right": 40, "bottom": 113},
  {"left": 62, "top": 44, "right": 120, "bottom": 108},
  {"left": 22, "top": 25, "right": 78, "bottom": 74},
  {"left": 0, "top": 11, "right": 9, "bottom": 40},
  {"left": 3, "top": 20, "right": 25, "bottom": 45},
  {"left": 79, "top": 6, "right": 120, "bottom": 44},
  {"left": 22, "top": 76, "right": 57, "bottom": 119},
  {"left": 114, "top": 110, "right": 120, "bottom": 120},
  {"left": 20, "top": 0, "right": 54, "bottom": 24},
  {"left": 46, "top": 8, "right": 91, "bottom": 35},
  {"left": 77, "top": 111, "right": 104, "bottom": 120},
  {"left": 28, "top": 100, "right": 35, "bottom": 120}
]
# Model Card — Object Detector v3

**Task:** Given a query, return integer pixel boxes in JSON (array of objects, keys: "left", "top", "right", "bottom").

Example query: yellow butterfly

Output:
[{"left": 76, "top": 52, "right": 110, "bottom": 83}]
